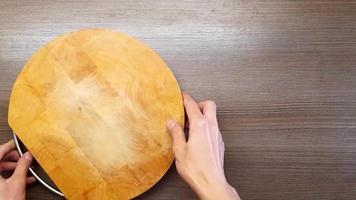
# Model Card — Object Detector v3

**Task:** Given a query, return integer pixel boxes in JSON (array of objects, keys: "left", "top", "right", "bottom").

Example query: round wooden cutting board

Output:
[{"left": 8, "top": 29, "right": 184, "bottom": 199}]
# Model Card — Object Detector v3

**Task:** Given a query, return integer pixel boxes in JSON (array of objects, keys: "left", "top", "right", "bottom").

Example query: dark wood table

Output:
[{"left": 1, "top": 0, "right": 356, "bottom": 199}]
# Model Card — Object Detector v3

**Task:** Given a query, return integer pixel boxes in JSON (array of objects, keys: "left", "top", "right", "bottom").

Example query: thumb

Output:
[
  {"left": 12, "top": 152, "right": 33, "bottom": 181},
  {"left": 166, "top": 119, "right": 186, "bottom": 157}
]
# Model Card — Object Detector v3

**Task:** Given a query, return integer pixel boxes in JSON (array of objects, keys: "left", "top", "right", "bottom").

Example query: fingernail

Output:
[
  {"left": 23, "top": 152, "right": 33, "bottom": 160},
  {"left": 167, "top": 119, "right": 176, "bottom": 130}
]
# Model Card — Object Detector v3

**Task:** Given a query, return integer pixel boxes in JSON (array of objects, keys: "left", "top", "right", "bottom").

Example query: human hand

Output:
[
  {"left": 167, "top": 93, "right": 240, "bottom": 200},
  {"left": 0, "top": 140, "right": 36, "bottom": 200}
]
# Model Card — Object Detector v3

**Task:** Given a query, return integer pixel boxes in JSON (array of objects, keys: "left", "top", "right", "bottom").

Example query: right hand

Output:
[{"left": 167, "top": 93, "right": 240, "bottom": 200}]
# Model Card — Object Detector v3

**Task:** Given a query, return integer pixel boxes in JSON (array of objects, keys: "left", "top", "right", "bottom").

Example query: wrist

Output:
[{"left": 194, "top": 176, "right": 240, "bottom": 200}]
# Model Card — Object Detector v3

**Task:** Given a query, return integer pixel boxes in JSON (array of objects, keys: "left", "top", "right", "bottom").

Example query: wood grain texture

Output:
[
  {"left": 0, "top": 0, "right": 356, "bottom": 200},
  {"left": 8, "top": 29, "right": 184, "bottom": 199}
]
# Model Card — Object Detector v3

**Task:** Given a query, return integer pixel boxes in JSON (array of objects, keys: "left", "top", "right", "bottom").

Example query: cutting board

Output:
[{"left": 8, "top": 29, "right": 184, "bottom": 199}]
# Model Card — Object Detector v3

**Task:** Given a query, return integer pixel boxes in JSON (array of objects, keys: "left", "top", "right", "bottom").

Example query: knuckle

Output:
[
  {"left": 205, "top": 100, "right": 216, "bottom": 108},
  {"left": 195, "top": 118, "right": 207, "bottom": 127},
  {"left": 172, "top": 124, "right": 181, "bottom": 132}
]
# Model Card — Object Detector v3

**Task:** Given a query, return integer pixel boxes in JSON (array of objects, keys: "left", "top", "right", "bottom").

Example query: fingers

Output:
[
  {"left": 12, "top": 152, "right": 33, "bottom": 181},
  {"left": 0, "top": 161, "right": 17, "bottom": 171},
  {"left": 183, "top": 93, "right": 218, "bottom": 126},
  {"left": 218, "top": 132, "right": 225, "bottom": 169},
  {"left": 183, "top": 93, "right": 203, "bottom": 121},
  {"left": 4, "top": 150, "right": 20, "bottom": 161},
  {"left": 198, "top": 100, "right": 217, "bottom": 124},
  {"left": 167, "top": 119, "right": 186, "bottom": 158},
  {"left": 0, "top": 140, "right": 15, "bottom": 160},
  {"left": 198, "top": 100, "right": 217, "bottom": 117}
]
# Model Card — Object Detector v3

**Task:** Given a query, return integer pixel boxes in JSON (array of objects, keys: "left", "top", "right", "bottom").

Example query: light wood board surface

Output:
[
  {"left": 1, "top": 0, "right": 356, "bottom": 200},
  {"left": 8, "top": 29, "right": 184, "bottom": 199}
]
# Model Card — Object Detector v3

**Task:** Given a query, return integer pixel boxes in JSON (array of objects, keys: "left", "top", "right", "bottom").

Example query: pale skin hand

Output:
[
  {"left": 0, "top": 140, "right": 36, "bottom": 200},
  {"left": 167, "top": 93, "right": 241, "bottom": 200}
]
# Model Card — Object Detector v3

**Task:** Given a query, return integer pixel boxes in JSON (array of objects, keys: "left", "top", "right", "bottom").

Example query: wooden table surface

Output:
[{"left": 1, "top": 0, "right": 356, "bottom": 199}]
